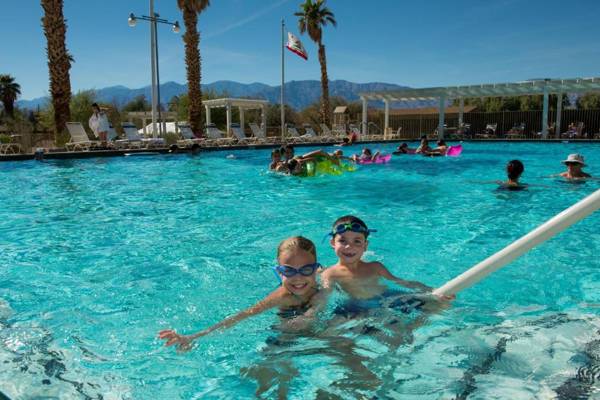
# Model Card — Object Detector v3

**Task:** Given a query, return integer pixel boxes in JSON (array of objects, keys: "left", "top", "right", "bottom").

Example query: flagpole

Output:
[{"left": 281, "top": 18, "right": 285, "bottom": 139}]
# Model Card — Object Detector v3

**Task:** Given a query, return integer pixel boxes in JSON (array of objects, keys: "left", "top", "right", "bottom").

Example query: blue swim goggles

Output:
[
  {"left": 328, "top": 222, "right": 377, "bottom": 238},
  {"left": 272, "top": 263, "right": 321, "bottom": 282}
]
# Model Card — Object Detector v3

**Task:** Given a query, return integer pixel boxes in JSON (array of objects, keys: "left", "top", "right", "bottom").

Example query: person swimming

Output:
[
  {"left": 393, "top": 143, "right": 416, "bottom": 155},
  {"left": 555, "top": 154, "right": 592, "bottom": 180},
  {"left": 158, "top": 236, "right": 325, "bottom": 352},
  {"left": 498, "top": 159, "right": 527, "bottom": 191}
]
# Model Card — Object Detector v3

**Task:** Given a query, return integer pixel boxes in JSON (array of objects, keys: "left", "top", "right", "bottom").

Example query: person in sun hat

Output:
[{"left": 558, "top": 154, "right": 591, "bottom": 179}]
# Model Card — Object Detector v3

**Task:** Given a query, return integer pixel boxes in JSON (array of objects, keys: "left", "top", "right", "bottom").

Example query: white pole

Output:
[
  {"left": 281, "top": 18, "right": 285, "bottom": 139},
  {"left": 433, "top": 189, "right": 600, "bottom": 296},
  {"left": 239, "top": 107, "right": 245, "bottom": 134},
  {"left": 149, "top": 0, "right": 158, "bottom": 138},
  {"left": 542, "top": 85, "right": 549, "bottom": 139},
  {"left": 458, "top": 97, "right": 464, "bottom": 127},
  {"left": 384, "top": 99, "right": 389, "bottom": 138},
  {"left": 205, "top": 105, "right": 211, "bottom": 125},
  {"left": 226, "top": 104, "right": 232, "bottom": 137},
  {"left": 437, "top": 94, "right": 446, "bottom": 139},
  {"left": 361, "top": 97, "right": 367, "bottom": 135},
  {"left": 555, "top": 93, "right": 563, "bottom": 139}
]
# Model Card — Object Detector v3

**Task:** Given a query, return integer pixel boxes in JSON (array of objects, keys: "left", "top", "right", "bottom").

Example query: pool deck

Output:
[{"left": 1, "top": 138, "right": 599, "bottom": 162}]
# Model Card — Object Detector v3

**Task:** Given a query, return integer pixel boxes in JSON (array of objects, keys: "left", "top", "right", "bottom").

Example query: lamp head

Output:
[
  {"left": 128, "top": 13, "right": 137, "bottom": 27},
  {"left": 173, "top": 21, "right": 180, "bottom": 33}
]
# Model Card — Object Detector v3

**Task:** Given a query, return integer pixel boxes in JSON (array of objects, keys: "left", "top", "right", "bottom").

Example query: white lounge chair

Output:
[
  {"left": 302, "top": 124, "right": 321, "bottom": 142},
  {"left": 249, "top": 123, "right": 271, "bottom": 144},
  {"left": 176, "top": 122, "right": 204, "bottom": 147},
  {"left": 116, "top": 122, "right": 165, "bottom": 149},
  {"left": 66, "top": 122, "right": 101, "bottom": 151},
  {"left": 319, "top": 123, "right": 338, "bottom": 142},
  {"left": 205, "top": 123, "right": 235, "bottom": 146},
  {"left": 107, "top": 125, "right": 119, "bottom": 142},
  {"left": 287, "top": 125, "right": 311, "bottom": 143},
  {"left": 0, "top": 134, "right": 22, "bottom": 155},
  {"left": 231, "top": 123, "right": 258, "bottom": 145}
]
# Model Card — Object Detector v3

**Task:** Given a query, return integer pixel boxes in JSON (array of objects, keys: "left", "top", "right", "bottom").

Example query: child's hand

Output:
[
  {"left": 432, "top": 293, "right": 456, "bottom": 301},
  {"left": 158, "top": 329, "right": 194, "bottom": 352}
]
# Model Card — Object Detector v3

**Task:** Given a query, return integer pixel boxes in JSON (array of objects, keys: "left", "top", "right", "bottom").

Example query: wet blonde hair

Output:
[{"left": 277, "top": 236, "right": 316, "bottom": 261}]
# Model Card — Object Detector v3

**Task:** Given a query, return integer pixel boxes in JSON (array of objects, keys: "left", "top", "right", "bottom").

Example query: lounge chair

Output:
[
  {"left": 249, "top": 123, "right": 274, "bottom": 144},
  {"left": 107, "top": 125, "right": 119, "bottom": 142},
  {"left": 231, "top": 123, "right": 260, "bottom": 145},
  {"left": 205, "top": 123, "right": 235, "bottom": 146},
  {"left": 116, "top": 122, "right": 165, "bottom": 149},
  {"left": 506, "top": 123, "right": 526, "bottom": 139},
  {"left": 66, "top": 122, "right": 101, "bottom": 151},
  {"left": 302, "top": 124, "right": 322, "bottom": 142},
  {"left": 475, "top": 123, "right": 497, "bottom": 139},
  {"left": 319, "top": 123, "right": 338, "bottom": 142},
  {"left": 176, "top": 122, "right": 204, "bottom": 147},
  {"left": 0, "top": 134, "right": 22, "bottom": 155},
  {"left": 286, "top": 125, "right": 311, "bottom": 143}
]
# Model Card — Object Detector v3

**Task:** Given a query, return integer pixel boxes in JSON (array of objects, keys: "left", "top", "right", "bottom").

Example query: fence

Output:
[{"left": 369, "top": 109, "right": 600, "bottom": 139}]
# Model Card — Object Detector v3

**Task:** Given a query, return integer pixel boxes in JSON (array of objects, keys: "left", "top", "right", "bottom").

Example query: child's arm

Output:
[
  {"left": 159, "top": 290, "right": 283, "bottom": 351},
  {"left": 375, "top": 263, "right": 433, "bottom": 292}
]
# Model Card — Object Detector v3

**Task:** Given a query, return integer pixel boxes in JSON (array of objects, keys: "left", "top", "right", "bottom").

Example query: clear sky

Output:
[{"left": 3, "top": 0, "right": 600, "bottom": 100}]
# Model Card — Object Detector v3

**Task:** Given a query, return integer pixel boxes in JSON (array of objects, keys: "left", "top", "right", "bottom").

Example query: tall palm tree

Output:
[
  {"left": 177, "top": 0, "right": 210, "bottom": 137},
  {"left": 41, "top": 0, "right": 72, "bottom": 140},
  {"left": 0, "top": 75, "right": 21, "bottom": 118},
  {"left": 295, "top": 0, "right": 336, "bottom": 126}
]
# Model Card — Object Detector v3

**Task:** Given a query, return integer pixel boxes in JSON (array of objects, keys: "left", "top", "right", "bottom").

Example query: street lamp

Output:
[{"left": 128, "top": 0, "right": 179, "bottom": 138}]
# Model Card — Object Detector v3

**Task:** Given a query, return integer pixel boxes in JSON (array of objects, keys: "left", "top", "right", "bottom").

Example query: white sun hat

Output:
[{"left": 561, "top": 153, "right": 586, "bottom": 166}]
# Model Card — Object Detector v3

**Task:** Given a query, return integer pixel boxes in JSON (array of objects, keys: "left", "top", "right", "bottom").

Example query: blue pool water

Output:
[{"left": 1, "top": 142, "right": 599, "bottom": 398}]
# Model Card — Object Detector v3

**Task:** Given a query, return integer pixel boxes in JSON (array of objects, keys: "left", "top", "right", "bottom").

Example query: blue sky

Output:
[{"left": 3, "top": 0, "right": 600, "bottom": 100}]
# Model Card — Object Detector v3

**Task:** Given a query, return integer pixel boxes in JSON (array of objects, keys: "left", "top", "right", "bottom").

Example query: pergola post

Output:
[
  {"left": 542, "top": 86, "right": 549, "bottom": 139},
  {"left": 555, "top": 93, "right": 563, "bottom": 138},
  {"left": 383, "top": 99, "right": 390, "bottom": 137},
  {"left": 261, "top": 105, "right": 267, "bottom": 137},
  {"left": 458, "top": 97, "right": 464, "bottom": 127},
  {"left": 239, "top": 107, "right": 245, "bottom": 133},
  {"left": 226, "top": 103, "right": 232, "bottom": 137},
  {"left": 361, "top": 97, "right": 368, "bottom": 136},
  {"left": 438, "top": 94, "right": 446, "bottom": 139},
  {"left": 205, "top": 105, "right": 212, "bottom": 125}
]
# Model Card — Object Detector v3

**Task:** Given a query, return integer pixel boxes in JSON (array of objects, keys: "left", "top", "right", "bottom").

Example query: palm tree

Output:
[
  {"left": 295, "top": 0, "right": 336, "bottom": 126},
  {"left": 177, "top": 0, "right": 210, "bottom": 137},
  {"left": 0, "top": 75, "right": 21, "bottom": 118},
  {"left": 41, "top": 0, "right": 72, "bottom": 140}
]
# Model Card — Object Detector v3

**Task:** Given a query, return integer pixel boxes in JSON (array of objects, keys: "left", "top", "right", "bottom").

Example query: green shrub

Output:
[
  {"left": 163, "top": 132, "right": 179, "bottom": 145},
  {"left": 0, "top": 134, "right": 10, "bottom": 144}
]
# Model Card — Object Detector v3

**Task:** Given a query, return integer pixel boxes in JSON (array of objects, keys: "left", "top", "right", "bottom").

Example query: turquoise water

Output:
[{"left": 1, "top": 142, "right": 599, "bottom": 399}]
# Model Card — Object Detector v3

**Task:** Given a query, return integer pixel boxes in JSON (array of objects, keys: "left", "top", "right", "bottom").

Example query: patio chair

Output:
[
  {"left": 319, "top": 123, "right": 338, "bottom": 142},
  {"left": 231, "top": 123, "right": 258, "bottom": 145},
  {"left": 107, "top": 125, "right": 119, "bottom": 142},
  {"left": 506, "top": 122, "right": 526, "bottom": 139},
  {"left": 205, "top": 123, "right": 235, "bottom": 146},
  {"left": 116, "top": 122, "right": 165, "bottom": 149},
  {"left": 302, "top": 124, "right": 321, "bottom": 142},
  {"left": 475, "top": 123, "right": 497, "bottom": 139},
  {"left": 249, "top": 123, "right": 273, "bottom": 144},
  {"left": 0, "top": 134, "right": 22, "bottom": 155},
  {"left": 286, "top": 125, "right": 311, "bottom": 143},
  {"left": 451, "top": 123, "right": 471, "bottom": 140},
  {"left": 176, "top": 122, "right": 204, "bottom": 147},
  {"left": 66, "top": 122, "right": 101, "bottom": 151}
]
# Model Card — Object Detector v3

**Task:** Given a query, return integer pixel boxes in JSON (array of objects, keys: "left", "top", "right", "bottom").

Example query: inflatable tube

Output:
[
  {"left": 312, "top": 159, "right": 356, "bottom": 176},
  {"left": 446, "top": 145, "right": 463, "bottom": 157},
  {"left": 358, "top": 154, "right": 392, "bottom": 165}
]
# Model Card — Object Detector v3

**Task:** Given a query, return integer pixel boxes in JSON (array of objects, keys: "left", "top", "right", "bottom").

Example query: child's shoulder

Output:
[{"left": 360, "top": 260, "right": 385, "bottom": 270}]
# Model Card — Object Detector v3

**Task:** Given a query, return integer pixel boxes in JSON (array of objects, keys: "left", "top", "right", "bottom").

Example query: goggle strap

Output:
[{"left": 271, "top": 266, "right": 282, "bottom": 284}]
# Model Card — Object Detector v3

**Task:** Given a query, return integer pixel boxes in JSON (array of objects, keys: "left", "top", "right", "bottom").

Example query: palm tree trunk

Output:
[
  {"left": 317, "top": 42, "right": 331, "bottom": 126},
  {"left": 182, "top": 8, "right": 203, "bottom": 137},
  {"left": 41, "top": 0, "right": 72, "bottom": 142}
]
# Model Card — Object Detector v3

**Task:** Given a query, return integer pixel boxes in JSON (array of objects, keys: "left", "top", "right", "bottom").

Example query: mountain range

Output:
[{"left": 17, "top": 80, "right": 410, "bottom": 111}]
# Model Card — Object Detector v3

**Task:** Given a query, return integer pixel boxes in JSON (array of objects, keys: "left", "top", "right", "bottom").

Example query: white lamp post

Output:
[{"left": 128, "top": 0, "right": 179, "bottom": 138}]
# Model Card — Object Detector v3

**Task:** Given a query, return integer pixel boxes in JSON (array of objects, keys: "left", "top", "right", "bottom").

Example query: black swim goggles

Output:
[
  {"left": 274, "top": 263, "right": 321, "bottom": 278},
  {"left": 328, "top": 222, "right": 377, "bottom": 238}
]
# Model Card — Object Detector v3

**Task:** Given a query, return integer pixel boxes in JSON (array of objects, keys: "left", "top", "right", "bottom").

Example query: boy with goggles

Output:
[
  {"left": 159, "top": 236, "right": 326, "bottom": 352},
  {"left": 321, "top": 215, "right": 450, "bottom": 315}
]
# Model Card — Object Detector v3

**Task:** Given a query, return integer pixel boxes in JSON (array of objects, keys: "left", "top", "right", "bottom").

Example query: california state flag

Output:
[{"left": 286, "top": 32, "right": 308, "bottom": 60}]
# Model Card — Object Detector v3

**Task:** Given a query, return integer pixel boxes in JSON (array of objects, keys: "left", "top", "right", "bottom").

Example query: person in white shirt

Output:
[{"left": 89, "top": 103, "right": 110, "bottom": 144}]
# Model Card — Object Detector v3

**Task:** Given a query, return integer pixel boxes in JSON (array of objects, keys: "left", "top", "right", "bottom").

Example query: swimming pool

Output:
[{"left": 1, "top": 142, "right": 599, "bottom": 398}]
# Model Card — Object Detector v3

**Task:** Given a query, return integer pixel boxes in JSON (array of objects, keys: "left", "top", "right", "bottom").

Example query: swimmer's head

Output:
[
  {"left": 271, "top": 149, "right": 281, "bottom": 161},
  {"left": 329, "top": 216, "right": 371, "bottom": 263},
  {"left": 399, "top": 143, "right": 408, "bottom": 149},
  {"left": 334, "top": 149, "right": 343, "bottom": 157},
  {"left": 342, "top": 138, "right": 350, "bottom": 144},
  {"left": 437, "top": 139, "right": 446, "bottom": 146},
  {"left": 287, "top": 159, "right": 300, "bottom": 174},
  {"left": 362, "top": 148, "right": 372, "bottom": 156},
  {"left": 507, "top": 159, "right": 524, "bottom": 181},
  {"left": 331, "top": 215, "right": 372, "bottom": 239},
  {"left": 283, "top": 144, "right": 294, "bottom": 159},
  {"left": 276, "top": 236, "right": 318, "bottom": 295}
]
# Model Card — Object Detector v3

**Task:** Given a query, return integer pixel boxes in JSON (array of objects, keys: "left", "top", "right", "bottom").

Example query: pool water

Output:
[{"left": 1, "top": 142, "right": 599, "bottom": 399}]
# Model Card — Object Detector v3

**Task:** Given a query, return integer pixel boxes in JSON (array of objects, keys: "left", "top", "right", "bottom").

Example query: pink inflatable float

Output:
[
  {"left": 357, "top": 154, "right": 392, "bottom": 165},
  {"left": 446, "top": 144, "right": 463, "bottom": 157}
]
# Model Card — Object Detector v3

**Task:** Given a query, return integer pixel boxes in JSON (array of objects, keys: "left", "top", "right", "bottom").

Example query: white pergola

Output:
[
  {"left": 359, "top": 77, "right": 600, "bottom": 139},
  {"left": 203, "top": 98, "right": 269, "bottom": 137}
]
